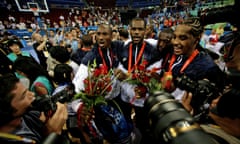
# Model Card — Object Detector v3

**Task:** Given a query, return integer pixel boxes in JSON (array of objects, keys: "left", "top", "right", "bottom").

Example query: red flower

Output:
[
  {"left": 126, "top": 59, "right": 162, "bottom": 95},
  {"left": 74, "top": 60, "right": 114, "bottom": 110}
]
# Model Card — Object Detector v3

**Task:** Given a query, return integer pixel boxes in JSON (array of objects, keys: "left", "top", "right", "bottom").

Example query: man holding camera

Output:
[
  {"left": 0, "top": 74, "right": 68, "bottom": 143},
  {"left": 182, "top": 30, "right": 240, "bottom": 144}
]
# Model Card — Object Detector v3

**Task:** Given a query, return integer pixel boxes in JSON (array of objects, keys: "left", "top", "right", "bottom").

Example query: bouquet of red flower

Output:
[
  {"left": 126, "top": 60, "right": 162, "bottom": 97},
  {"left": 74, "top": 61, "right": 113, "bottom": 110},
  {"left": 73, "top": 61, "right": 133, "bottom": 143}
]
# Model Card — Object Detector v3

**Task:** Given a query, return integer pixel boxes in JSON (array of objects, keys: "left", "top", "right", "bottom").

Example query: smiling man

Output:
[{"left": 160, "top": 17, "right": 225, "bottom": 117}]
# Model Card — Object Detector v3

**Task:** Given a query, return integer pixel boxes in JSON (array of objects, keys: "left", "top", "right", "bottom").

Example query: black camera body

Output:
[
  {"left": 174, "top": 75, "right": 220, "bottom": 116},
  {"left": 31, "top": 87, "right": 74, "bottom": 117},
  {"left": 144, "top": 91, "right": 216, "bottom": 144}
]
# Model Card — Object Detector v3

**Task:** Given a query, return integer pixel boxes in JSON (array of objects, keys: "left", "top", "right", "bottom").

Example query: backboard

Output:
[{"left": 14, "top": 0, "right": 49, "bottom": 13}]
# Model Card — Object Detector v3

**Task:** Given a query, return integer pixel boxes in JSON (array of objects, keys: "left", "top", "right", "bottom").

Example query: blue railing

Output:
[
  {"left": 4, "top": 26, "right": 98, "bottom": 39},
  {"left": 131, "top": 0, "right": 161, "bottom": 8}
]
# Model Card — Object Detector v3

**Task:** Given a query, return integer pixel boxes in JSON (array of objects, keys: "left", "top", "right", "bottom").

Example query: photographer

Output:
[
  {"left": 145, "top": 32, "right": 240, "bottom": 142},
  {"left": 181, "top": 88, "right": 240, "bottom": 144},
  {"left": 181, "top": 29, "right": 240, "bottom": 144},
  {"left": 0, "top": 74, "right": 68, "bottom": 144}
]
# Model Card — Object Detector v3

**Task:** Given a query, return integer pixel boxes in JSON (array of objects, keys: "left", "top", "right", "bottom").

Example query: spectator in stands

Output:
[
  {"left": 145, "top": 24, "right": 157, "bottom": 39},
  {"left": 0, "top": 73, "right": 68, "bottom": 144},
  {"left": 54, "top": 28, "right": 64, "bottom": 45},
  {"left": 112, "top": 28, "right": 119, "bottom": 41},
  {"left": 8, "top": 15, "right": 15, "bottom": 23},
  {"left": 31, "top": 32, "right": 49, "bottom": 69},
  {"left": 13, "top": 56, "right": 54, "bottom": 96},
  {"left": 118, "top": 28, "right": 130, "bottom": 42},
  {"left": 30, "top": 20, "right": 37, "bottom": 30},
  {"left": 69, "top": 27, "right": 81, "bottom": 56},
  {"left": 47, "top": 45, "right": 79, "bottom": 77},
  {"left": 71, "top": 34, "right": 93, "bottom": 65},
  {"left": 48, "top": 29, "right": 57, "bottom": 46},
  {"left": 7, "top": 39, "right": 32, "bottom": 62},
  {"left": 52, "top": 63, "right": 75, "bottom": 98},
  {"left": 87, "top": 29, "right": 97, "bottom": 44},
  {"left": 208, "top": 29, "right": 219, "bottom": 45},
  {"left": 0, "top": 21, "right": 5, "bottom": 30},
  {"left": 17, "top": 21, "right": 26, "bottom": 30},
  {"left": 59, "top": 14, "right": 65, "bottom": 26}
]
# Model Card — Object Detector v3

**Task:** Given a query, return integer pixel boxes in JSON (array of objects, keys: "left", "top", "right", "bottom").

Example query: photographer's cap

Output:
[{"left": 7, "top": 39, "right": 23, "bottom": 48}]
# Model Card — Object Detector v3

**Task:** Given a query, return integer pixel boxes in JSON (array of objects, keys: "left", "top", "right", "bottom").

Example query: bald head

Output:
[
  {"left": 98, "top": 24, "right": 112, "bottom": 34},
  {"left": 96, "top": 24, "right": 112, "bottom": 49}
]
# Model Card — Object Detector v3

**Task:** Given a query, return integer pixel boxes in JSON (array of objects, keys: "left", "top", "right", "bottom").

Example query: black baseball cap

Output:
[{"left": 7, "top": 39, "right": 23, "bottom": 48}]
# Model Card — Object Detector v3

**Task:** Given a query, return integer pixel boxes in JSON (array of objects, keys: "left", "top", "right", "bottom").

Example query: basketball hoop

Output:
[{"left": 31, "top": 8, "right": 39, "bottom": 16}]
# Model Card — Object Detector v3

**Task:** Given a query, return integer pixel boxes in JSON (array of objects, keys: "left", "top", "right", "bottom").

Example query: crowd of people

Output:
[{"left": 0, "top": 1, "right": 240, "bottom": 144}]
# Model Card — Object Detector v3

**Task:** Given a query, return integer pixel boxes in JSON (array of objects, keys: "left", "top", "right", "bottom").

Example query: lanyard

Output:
[
  {"left": 98, "top": 47, "right": 112, "bottom": 69},
  {"left": 168, "top": 49, "right": 199, "bottom": 73},
  {"left": 128, "top": 42, "right": 146, "bottom": 73}
]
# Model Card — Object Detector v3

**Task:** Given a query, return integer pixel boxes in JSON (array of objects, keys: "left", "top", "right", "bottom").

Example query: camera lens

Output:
[{"left": 144, "top": 91, "right": 216, "bottom": 144}]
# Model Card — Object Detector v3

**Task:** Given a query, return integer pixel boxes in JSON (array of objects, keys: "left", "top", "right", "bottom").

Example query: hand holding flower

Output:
[{"left": 114, "top": 69, "right": 128, "bottom": 81}]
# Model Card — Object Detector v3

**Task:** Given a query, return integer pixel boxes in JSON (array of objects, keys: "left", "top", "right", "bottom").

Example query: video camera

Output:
[{"left": 144, "top": 91, "right": 216, "bottom": 144}]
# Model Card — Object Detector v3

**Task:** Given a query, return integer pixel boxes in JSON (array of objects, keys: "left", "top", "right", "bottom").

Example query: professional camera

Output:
[
  {"left": 144, "top": 91, "right": 216, "bottom": 144},
  {"left": 174, "top": 75, "right": 220, "bottom": 118},
  {"left": 31, "top": 86, "right": 74, "bottom": 117}
]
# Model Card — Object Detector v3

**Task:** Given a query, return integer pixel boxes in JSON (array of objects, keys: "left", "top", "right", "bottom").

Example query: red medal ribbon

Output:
[
  {"left": 98, "top": 47, "right": 113, "bottom": 69},
  {"left": 168, "top": 49, "right": 199, "bottom": 73},
  {"left": 128, "top": 42, "right": 146, "bottom": 73},
  {"left": 162, "top": 49, "right": 199, "bottom": 91}
]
